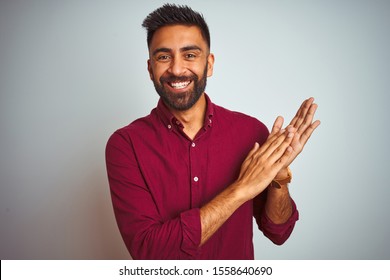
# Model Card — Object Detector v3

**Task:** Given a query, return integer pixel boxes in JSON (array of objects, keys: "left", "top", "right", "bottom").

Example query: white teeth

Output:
[{"left": 170, "top": 81, "right": 190, "bottom": 89}]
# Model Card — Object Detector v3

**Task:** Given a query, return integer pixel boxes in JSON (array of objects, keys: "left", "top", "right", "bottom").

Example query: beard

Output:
[{"left": 152, "top": 63, "right": 208, "bottom": 111}]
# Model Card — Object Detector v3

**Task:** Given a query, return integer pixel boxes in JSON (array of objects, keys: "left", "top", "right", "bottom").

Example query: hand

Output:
[
  {"left": 272, "top": 97, "right": 321, "bottom": 169},
  {"left": 235, "top": 129, "right": 295, "bottom": 200}
]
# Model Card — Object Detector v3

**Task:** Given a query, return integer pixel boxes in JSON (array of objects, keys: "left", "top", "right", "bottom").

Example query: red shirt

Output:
[{"left": 105, "top": 94, "right": 299, "bottom": 260}]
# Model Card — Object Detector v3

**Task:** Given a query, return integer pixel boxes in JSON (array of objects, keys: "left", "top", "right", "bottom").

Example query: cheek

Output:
[
  {"left": 151, "top": 65, "right": 167, "bottom": 81},
  {"left": 148, "top": 61, "right": 162, "bottom": 80}
]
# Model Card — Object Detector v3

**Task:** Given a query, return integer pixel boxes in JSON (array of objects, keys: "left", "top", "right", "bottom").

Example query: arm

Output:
[
  {"left": 266, "top": 97, "right": 320, "bottom": 223},
  {"left": 106, "top": 132, "right": 201, "bottom": 259},
  {"left": 254, "top": 97, "right": 320, "bottom": 243},
  {"left": 200, "top": 128, "right": 295, "bottom": 246}
]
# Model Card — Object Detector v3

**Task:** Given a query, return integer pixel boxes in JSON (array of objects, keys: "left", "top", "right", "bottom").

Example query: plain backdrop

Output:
[{"left": 1, "top": 0, "right": 389, "bottom": 259}]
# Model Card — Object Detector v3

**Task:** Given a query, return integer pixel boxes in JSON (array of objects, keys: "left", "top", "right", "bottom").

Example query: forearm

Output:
[
  {"left": 264, "top": 166, "right": 293, "bottom": 223},
  {"left": 255, "top": 193, "right": 298, "bottom": 245},
  {"left": 199, "top": 131, "right": 295, "bottom": 246},
  {"left": 265, "top": 184, "right": 293, "bottom": 224},
  {"left": 199, "top": 183, "right": 247, "bottom": 247},
  {"left": 200, "top": 179, "right": 292, "bottom": 247}
]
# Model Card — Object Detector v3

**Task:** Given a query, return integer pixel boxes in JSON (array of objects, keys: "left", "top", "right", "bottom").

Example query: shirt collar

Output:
[{"left": 156, "top": 93, "right": 214, "bottom": 131}]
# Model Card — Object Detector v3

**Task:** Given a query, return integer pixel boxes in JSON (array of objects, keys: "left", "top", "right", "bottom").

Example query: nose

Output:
[{"left": 168, "top": 56, "right": 187, "bottom": 77}]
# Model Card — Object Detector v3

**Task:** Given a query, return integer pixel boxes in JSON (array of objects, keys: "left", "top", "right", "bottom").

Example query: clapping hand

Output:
[{"left": 271, "top": 97, "right": 321, "bottom": 169}]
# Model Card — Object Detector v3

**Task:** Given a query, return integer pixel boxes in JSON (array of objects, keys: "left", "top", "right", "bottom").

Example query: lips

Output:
[
  {"left": 168, "top": 81, "right": 191, "bottom": 89},
  {"left": 160, "top": 74, "right": 196, "bottom": 92}
]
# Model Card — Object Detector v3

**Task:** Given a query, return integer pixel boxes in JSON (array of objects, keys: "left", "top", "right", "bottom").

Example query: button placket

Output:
[
  {"left": 191, "top": 142, "right": 199, "bottom": 184},
  {"left": 189, "top": 139, "right": 200, "bottom": 208}
]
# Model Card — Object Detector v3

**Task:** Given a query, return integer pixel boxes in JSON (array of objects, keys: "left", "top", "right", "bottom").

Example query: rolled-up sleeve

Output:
[
  {"left": 253, "top": 192, "right": 299, "bottom": 245},
  {"left": 105, "top": 132, "right": 201, "bottom": 259}
]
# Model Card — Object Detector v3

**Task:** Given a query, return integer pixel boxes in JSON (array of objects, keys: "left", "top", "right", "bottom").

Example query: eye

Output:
[
  {"left": 157, "top": 55, "right": 171, "bottom": 61},
  {"left": 185, "top": 53, "right": 196, "bottom": 60}
]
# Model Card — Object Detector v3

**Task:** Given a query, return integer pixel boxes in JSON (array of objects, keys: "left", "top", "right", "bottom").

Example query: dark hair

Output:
[{"left": 142, "top": 4, "right": 210, "bottom": 49}]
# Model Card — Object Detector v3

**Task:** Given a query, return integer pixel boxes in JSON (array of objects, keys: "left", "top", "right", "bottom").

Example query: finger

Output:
[
  {"left": 297, "top": 103, "right": 318, "bottom": 135},
  {"left": 241, "top": 142, "right": 260, "bottom": 165},
  {"left": 259, "top": 123, "right": 296, "bottom": 156},
  {"left": 299, "top": 119, "right": 321, "bottom": 146},
  {"left": 270, "top": 116, "right": 284, "bottom": 135},
  {"left": 243, "top": 132, "right": 293, "bottom": 183},
  {"left": 289, "top": 99, "right": 307, "bottom": 127},
  {"left": 239, "top": 143, "right": 260, "bottom": 177},
  {"left": 293, "top": 98, "right": 314, "bottom": 129},
  {"left": 274, "top": 145, "right": 294, "bottom": 170},
  {"left": 260, "top": 130, "right": 294, "bottom": 160},
  {"left": 290, "top": 97, "right": 314, "bottom": 128},
  {"left": 266, "top": 131, "right": 295, "bottom": 163},
  {"left": 247, "top": 142, "right": 260, "bottom": 158},
  {"left": 255, "top": 128, "right": 287, "bottom": 158}
]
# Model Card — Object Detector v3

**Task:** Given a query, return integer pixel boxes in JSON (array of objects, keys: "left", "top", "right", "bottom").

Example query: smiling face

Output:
[{"left": 147, "top": 25, "right": 214, "bottom": 111}]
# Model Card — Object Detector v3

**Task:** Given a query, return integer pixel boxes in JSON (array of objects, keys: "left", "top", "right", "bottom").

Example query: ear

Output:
[
  {"left": 206, "top": 53, "right": 215, "bottom": 77},
  {"left": 147, "top": 59, "right": 154, "bottom": 80}
]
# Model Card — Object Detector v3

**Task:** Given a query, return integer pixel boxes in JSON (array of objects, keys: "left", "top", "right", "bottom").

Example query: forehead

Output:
[{"left": 149, "top": 25, "right": 207, "bottom": 52}]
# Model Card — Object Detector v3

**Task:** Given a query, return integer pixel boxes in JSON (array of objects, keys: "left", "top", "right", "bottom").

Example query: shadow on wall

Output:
[{"left": 71, "top": 162, "right": 131, "bottom": 260}]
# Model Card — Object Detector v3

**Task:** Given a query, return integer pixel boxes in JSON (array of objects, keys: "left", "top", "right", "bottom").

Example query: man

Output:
[{"left": 105, "top": 4, "right": 320, "bottom": 260}]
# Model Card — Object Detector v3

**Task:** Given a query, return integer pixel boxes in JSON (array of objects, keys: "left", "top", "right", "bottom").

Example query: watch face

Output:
[{"left": 271, "top": 181, "right": 282, "bottom": 189}]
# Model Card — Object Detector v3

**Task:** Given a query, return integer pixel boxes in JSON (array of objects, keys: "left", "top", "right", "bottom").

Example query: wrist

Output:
[
  {"left": 227, "top": 182, "right": 250, "bottom": 205},
  {"left": 275, "top": 167, "right": 290, "bottom": 180},
  {"left": 272, "top": 167, "right": 292, "bottom": 189}
]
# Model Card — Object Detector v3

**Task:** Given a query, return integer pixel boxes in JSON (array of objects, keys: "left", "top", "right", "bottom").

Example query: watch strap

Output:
[{"left": 271, "top": 167, "right": 292, "bottom": 189}]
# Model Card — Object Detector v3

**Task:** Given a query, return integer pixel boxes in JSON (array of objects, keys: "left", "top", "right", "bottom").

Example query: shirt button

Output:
[
  {"left": 193, "top": 176, "right": 199, "bottom": 182},
  {"left": 167, "top": 124, "right": 172, "bottom": 129},
  {"left": 191, "top": 142, "right": 196, "bottom": 147}
]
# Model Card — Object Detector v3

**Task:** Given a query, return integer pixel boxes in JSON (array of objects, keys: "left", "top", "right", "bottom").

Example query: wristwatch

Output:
[{"left": 271, "top": 167, "right": 292, "bottom": 189}]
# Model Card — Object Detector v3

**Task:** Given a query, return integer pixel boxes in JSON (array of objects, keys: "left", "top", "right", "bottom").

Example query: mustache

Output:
[{"left": 160, "top": 74, "right": 198, "bottom": 83}]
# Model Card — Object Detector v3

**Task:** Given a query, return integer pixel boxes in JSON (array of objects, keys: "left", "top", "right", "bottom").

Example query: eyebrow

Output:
[
  {"left": 152, "top": 45, "right": 203, "bottom": 56},
  {"left": 181, "top": 45, "right": 202, "bottom": 52}
]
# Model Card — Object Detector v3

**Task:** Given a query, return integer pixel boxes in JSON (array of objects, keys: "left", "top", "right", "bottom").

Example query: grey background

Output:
[{"left": 1, "top": 0, "right": 389, "bottom": 259}]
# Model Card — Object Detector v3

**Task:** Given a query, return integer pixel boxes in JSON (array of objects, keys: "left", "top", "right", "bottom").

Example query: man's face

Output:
[{"left": 147, "top": 25, "right": 214, "bottom": 111}]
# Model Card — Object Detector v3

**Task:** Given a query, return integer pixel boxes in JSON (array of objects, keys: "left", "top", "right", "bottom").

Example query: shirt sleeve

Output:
[
  {"left": 105, "top": 131, "right": 201, "bottom": 259},
  {"left": 253, "top": 190, "right": 299, "bottom": 245}
]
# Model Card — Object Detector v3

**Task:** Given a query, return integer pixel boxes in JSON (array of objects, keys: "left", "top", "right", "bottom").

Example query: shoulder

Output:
[
  {"left": 213, "top": 103, "right": 269, "bottom": 141},
  {"left": 106, "top": 109, "right": 158, "bottom": 148}
]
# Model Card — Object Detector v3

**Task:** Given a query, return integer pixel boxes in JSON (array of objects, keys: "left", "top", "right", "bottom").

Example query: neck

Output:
[{"left": 169, "top": 93, "right": 207, "bottom": 140}]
